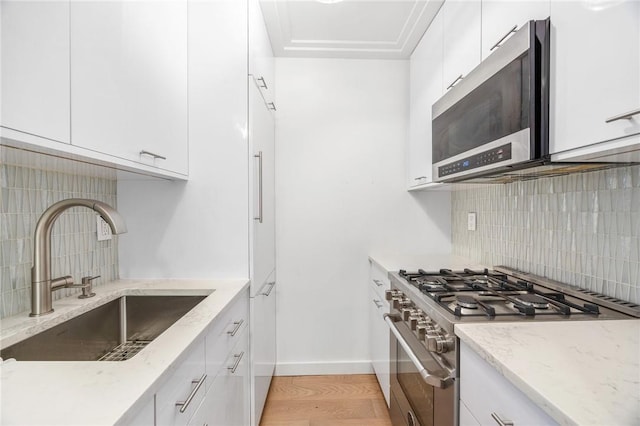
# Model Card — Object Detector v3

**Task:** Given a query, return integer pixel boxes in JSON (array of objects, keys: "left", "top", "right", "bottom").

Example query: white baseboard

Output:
[{"left": 275, "top": 360, "right": 374, "bottom": 376}]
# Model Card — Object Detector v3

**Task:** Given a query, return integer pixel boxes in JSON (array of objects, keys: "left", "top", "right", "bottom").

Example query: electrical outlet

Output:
[
  {"left": 97, "top": 216, "right": 112, "bottom": 241},
  {"left": 467, "top": 212, "right": 477, "bottom": 231}
]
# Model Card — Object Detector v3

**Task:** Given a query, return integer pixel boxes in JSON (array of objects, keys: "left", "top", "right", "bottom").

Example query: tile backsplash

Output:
[
  {"left": 0, "top": 146, "right": 119, "bottom": 318},
  {"left": 452, "top": 165, "right": 640, "bottom": 304}
]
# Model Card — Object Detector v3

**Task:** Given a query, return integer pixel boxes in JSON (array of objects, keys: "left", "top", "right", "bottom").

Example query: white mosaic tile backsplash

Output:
[
  {"left": 0, "top": 146, "right": 119, "bottom": 318},
  {"left": 452, "top": 165, "right": 640, "bottom": 304}
]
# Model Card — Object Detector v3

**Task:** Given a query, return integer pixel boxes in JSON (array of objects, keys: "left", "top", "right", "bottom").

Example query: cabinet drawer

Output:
[
  {"left": 205, "top": 291, "right": 249, "bottom": 388},
  {"left": 460, "top": 341, "right": 557, "bottom": 426},
  {"left": 156, "top": 339, "right": 207, "bottom": 426},
  {"left": 192, "top": 329, "right": 250, "bottom": 426},
  {"left": 370, "top": 261, "right": 391, "bottom": 296}
]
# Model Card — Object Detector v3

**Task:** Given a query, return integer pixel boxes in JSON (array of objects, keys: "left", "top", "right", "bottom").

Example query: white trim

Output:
[{"left": 275, "top": 360, "right": 374, "bottom": 376}]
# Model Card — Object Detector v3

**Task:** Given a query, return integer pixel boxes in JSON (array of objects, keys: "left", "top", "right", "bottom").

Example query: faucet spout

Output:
[{"left": 30, "top": 198, "right": 127, "bottom": 317}]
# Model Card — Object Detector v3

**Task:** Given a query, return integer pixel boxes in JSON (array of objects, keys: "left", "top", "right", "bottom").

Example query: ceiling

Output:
[{"left": 260, "top": 0, "right": 444, "bottom": 59}]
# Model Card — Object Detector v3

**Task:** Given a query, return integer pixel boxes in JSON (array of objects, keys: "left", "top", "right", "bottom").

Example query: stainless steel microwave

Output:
[{"left": 432, "top": 18, "right": 550, "bottom": 183}]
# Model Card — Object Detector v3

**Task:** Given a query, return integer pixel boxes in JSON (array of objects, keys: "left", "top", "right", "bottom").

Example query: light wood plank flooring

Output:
[{"left": 260, "top": 375, "right": 392, "bottom": 426}]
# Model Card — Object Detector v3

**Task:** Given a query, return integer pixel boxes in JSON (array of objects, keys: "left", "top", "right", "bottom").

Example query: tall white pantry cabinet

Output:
[{"left": 1, "top": 0, "right": 277, "bottom": 424}]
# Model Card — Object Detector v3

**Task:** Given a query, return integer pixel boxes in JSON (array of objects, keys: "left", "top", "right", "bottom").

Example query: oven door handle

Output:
[{"left": 384, "top": 314, "right": 454, "bottom": 389}]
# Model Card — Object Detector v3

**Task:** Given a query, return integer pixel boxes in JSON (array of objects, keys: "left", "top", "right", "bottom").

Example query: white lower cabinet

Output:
[
  {"left": 190, "top": 327, "right": 250, "bottom": 426},
  {"left": 459, "top": 341, "right": 557, "bottom": 426},
  {"left": 154, "top": 291, "right": 250, "bottom": 425},
  {"left": 368, "top": 261, "right": 390, "bottom": 406},
  {"left": 156, "top": 340, "right": 208, "bottom": 426}
]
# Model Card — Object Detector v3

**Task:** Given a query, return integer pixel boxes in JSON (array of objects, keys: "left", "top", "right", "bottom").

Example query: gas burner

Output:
[
  {"left": 513, "top": 294, "right": 549, "bottom": 309},
  {"left": 456, "top": 295, "right": 478, "bottom": 309}
]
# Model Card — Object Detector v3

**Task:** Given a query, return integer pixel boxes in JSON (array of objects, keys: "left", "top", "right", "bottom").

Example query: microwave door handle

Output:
[{"left": 384, "top": 314, "right": 454, "bottom": 389}]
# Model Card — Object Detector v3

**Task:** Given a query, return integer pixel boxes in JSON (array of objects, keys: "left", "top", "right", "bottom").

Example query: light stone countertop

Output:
[
  {"left": 456, "top": 320, "right": 640, "bottom": 426},
  {"left": 369, "top": 253, "right": 485, "bottom": 273},
  {"left": 0, "top": 278, "right": 250, "bottom": 426}
]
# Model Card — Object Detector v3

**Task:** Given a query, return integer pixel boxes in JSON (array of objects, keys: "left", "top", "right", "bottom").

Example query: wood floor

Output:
[{"left": 259, "top": 375, "right": 393, "bottom": 426}]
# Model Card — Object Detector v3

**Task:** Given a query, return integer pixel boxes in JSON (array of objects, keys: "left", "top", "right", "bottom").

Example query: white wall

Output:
[
  {"left": 275, "top": 58, "right": 451, "bottom": 375},
  {"left": 117, "top": 0, "right": 250, "bottom": 279}
]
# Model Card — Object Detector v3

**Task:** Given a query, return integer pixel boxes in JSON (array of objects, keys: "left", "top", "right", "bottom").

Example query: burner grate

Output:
[{"left": 98, "top": 340, "right": 151, "bottom": 361}]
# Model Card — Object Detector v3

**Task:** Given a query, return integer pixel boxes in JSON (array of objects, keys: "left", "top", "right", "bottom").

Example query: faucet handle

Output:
[{"left": 79, "top": 275, "right": 100, "bottom": 299}]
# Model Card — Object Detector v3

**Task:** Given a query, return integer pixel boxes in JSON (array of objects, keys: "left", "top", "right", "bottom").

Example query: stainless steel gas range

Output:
[{"left": 385, "top": 266, "right": 640, "bottom": 426}]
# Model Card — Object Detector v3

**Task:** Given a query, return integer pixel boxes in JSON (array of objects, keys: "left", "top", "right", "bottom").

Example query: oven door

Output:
[{"left": 385, "top": 315, "right": 455, "bottom": 426}]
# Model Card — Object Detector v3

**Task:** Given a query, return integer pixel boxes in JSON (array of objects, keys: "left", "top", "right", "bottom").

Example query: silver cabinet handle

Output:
[
  {"left": 227, "top": 319, "right": 244, "bottom": 336},
  {"left": 373, "top": 279, "right": 384, "bottom": 287},
  {"left": 257, "top": 76, "right": 268, "bottom": 89},
  {"left": 605, "top": 108, "right": 640, "bottom": 123},
  {"left": 175, "top": 374, "right": 207, "bottom": 413},
  {"left": 446, "top": 74, "right": 464, "bottom": 90},
  {"left": 384, "top": 314, "right": 454, "bottom": 388},
  {"left": 414, "top": 176, "right": 427, "bottom": 181},
  {"left": 490, "top": 25, "right": 518, "bottom": 51},
  {"left": 372, "top": 299, "right": 383, "bottom": 308},
  {"left": 228, "top": 351, "right": 245, "bottom": 374},
  {"left": 267, "top": 102, "right": 277, "bottom": 111},
  {"left": 491, "top": 412, "right": 514, "bottom": 426},
  {"left": 139, "top": 150, "right": 167, "bottom": 160},
  {"left": 262, "top": 281, "right": 276, "bottom": 297},
  {"left": 254, "top": 152, "right": 263, "bottom": 223}
]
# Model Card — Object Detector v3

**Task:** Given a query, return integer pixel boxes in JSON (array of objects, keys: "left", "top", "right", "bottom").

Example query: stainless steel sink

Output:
[{"left": 0, "top": 295, "right": 206, "bottom": 361}]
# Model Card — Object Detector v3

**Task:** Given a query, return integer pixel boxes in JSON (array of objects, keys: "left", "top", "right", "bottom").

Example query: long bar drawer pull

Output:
[
  {"left": 605, "top": 108, "right": 640, "bottom": 123},
  {"left": 446, "top": 74, "right": 464, "bottom": 90},
  {"left": 267, "top": 102, "right": 277, "bottom": 111},
  {"left": 373, "top": 279, "right": 384, "bottom": 287},
  {"left": 414, "top": 176, "right": 426, "bottom": 181},
  {"left": 490, "top": 24, "right": 518, "bottom": 51},
  {"left": 257, "top": 76, "right": 268, "bottom": 89},
  {"left": 175, "top": 374, "right": 207, "bottom": 413},
  {"left": 139, "top": 150, "right": 167, "bottom": 160},
  {"left": 227, "top": 319, "right": 244, "bottom": 336},
  {"left": 491, "top": 412, "right": 514, "bottom": 426},
  {"left": 384, "top": 314, "right": 454, "bottom": 388},
  {"left": 373, "top": 299, "right": 383, "bottom": 308},
  {"left": 254, "top": 152, "right": 263, "bottom": 223},
  {"left": 228, "top": 351, "right": 245, "bottom": 374}
]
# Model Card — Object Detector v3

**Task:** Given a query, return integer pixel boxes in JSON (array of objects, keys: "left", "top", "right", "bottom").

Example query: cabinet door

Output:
[
  {"left": 1, "top": 0, "right": 70, "bottom": 143},
  {"left": 481, "top": 1, "right": 550, "bottom": 60},
  {"left": 249, "top": 79, "right": 276, "bottom": 296},
  {"left": 550, "top": 0, "right": 640, "bottom": 154},
  {"left": 408, "top": 11, "right": 443, "bottom": 187},
  {"left": 156, "top": 339, "right": 207, "bottom": 426},
  {"left": 251, "top": 276, "right": 276, "bottom": 425},
  {"left": 70, "top": 0, "right": 188, "bottom": 175},
  {"left": 196, "top": 329, "right": 250, "bottom": 426},
  {"left": 442, "top": 0, "right": 481, "bottom": 93},
  {"left": 368, "top": 283, "right": 390, "bottom": 406},
  {"left": 249, "top": 0, "right": 275, "bottom": 104},
  {"left": 459, "top": 341, "right": 558, "bottom": 426}
]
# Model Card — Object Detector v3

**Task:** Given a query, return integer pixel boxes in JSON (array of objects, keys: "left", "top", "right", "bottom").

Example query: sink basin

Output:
[{"left": 0, "top": 295, "right": 206, "bottom": 361}]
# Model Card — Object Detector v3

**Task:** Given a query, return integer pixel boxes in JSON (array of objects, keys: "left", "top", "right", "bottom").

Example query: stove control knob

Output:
[
  {"left": 393, "top": 297, "right": 412, "bottom": 310},
  {"left": 426, "top": 334, "right": 455, "bottom": 354},
  {"left": 415, "top": 320, "right": 435, "bottom": 341},
  {"left": 408, "top": 311, "right": 423, "bottom": 329},
  {"left": 385, "top": 289, "right": 401, "bottom": 301},
  {"left": 401, "top": 308, "right": 414, "bottom": 321}
]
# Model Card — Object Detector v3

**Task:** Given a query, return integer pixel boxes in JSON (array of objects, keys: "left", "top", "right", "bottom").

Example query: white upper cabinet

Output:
[
  {"left": 408, "top": 11, "right": 443, "bottom": 187},
  {"left": 442, "top": 0, "right": 481, "bottom": 93},
  {"left": 481, "top": 1, "right": 550, "bottom": 60},
  {"left": 249, "top": 0, "right": 275, "bottom": 105},
  {"left": 1, "top": 0, "right": 70, "bottom": 144},
  {"left": 70, "top": 0, "right": 189, "bottom": 175},
  {"left": 550, "top": 0, "right": 640, "bottom": 155}
]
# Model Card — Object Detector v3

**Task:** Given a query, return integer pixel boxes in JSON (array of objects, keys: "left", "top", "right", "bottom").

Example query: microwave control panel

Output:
[{"left": 438, "top": 143, "right": 512, "bottom": 178}]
